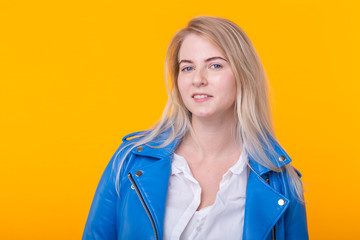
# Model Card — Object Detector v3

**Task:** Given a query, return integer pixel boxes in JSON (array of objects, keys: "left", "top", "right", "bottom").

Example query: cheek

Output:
[
  {"left": 220, "top": 74, "right": 237, "bottom": 99},
  {"left": 177, "top": 77, "right": 188, "bottom": 99}
]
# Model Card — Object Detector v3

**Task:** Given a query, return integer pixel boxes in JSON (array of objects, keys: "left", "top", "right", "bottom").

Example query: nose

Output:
[{"left": 192, "top": 67, "right": 207, "bottom": 87}]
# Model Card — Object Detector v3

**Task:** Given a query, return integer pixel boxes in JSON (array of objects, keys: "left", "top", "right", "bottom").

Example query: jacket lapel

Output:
[
  {"left": 128, "top": 134, "right": 180, "bottom": 240},
  {"left": 130, "top": 158, "right": 172, "bottom": 240},
  {"left": 243, "top": 161, "right": 290, "bottom": 240}
]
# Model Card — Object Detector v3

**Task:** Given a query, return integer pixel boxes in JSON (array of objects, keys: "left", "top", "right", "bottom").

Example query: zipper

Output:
[
  {"left": 128, "top": 173, "right": 158, "bottom": 240},
  {"left": 266, "top": 178, "right": 276, "bottom": 240}
]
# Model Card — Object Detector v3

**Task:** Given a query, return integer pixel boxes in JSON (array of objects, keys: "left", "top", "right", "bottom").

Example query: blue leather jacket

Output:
[{"left": 83, "top": 131, "right": 308, "bottom": 240}]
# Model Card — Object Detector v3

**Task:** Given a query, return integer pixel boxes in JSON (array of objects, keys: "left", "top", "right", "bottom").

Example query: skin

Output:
[{"left": 175, "top": 33, "right": 242, "bottom": 210}]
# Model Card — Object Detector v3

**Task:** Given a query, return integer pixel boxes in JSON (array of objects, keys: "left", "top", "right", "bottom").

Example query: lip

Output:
[{"left": 191, "top": 93, "right": 213, "bottom": 102}]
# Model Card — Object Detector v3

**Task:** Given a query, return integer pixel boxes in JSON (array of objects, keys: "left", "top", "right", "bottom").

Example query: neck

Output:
[{"left": 179, "top": 114, "right": 242, "bottom": 162}]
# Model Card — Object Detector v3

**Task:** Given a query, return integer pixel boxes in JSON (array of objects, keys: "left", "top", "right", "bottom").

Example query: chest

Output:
[
  {"left": 164, "top": 158, "right": 248, "bottom": 239},
  {"left": 186, "top": 155, "right": 245, "bottom": 209},
  {"left": 189, "top": 163, "right": 226, "bottom": 208}
]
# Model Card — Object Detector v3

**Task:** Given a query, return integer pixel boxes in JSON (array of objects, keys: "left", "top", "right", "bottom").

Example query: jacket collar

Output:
[
  {"left": 124, "top": 129, "right": 181, "bottom": 159},
  {"left": 124, "top": 129, "right": 292, "bottom": 177},
  {"left": 246, "top": 132, "right": 292, "bottom": 176}
]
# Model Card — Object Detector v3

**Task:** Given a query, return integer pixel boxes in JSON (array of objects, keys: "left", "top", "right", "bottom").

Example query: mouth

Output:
[{"left": 192, "top": 94, "right": 213, "bottom": 99}]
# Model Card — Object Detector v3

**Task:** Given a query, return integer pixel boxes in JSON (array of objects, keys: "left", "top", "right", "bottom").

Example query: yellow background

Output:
[{"left": 1, "top": 0, "right": 359, "bottom": 239}]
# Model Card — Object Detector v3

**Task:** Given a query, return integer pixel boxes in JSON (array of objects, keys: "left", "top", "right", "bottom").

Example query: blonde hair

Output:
[{"left": 114, "top": 16, "right": 304, "bottom": 202}]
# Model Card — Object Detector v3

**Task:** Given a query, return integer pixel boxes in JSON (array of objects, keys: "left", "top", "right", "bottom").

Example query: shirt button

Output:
[
  {"left": 135, "top": 170, "right": 143, "bottom": 177},
  {"left": 278, "top": 199, "right": 285, "bottom": 206},
  {"left": 136, "top": 146, "right": 143, "bottom": 152},
  {"left": 278, "top": 155, "right": 286, "bottom": 162}
]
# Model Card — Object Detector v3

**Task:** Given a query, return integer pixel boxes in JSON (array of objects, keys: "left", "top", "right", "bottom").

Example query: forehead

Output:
[{"left": 178, "top": 33, "right": 225, "bottom": 61}]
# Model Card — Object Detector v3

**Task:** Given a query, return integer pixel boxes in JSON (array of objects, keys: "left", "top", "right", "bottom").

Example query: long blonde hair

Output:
[{"left": 115, "top": 16, "right": 304, "bottom": 201}]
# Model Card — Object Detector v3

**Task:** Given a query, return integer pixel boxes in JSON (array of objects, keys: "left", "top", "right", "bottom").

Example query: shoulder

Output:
[
  {"left": 120, "top": 128, "right": 174, "bottom": 146},
  {"left": 114, "top": 130, "right": 151, "bottom": 159},
  {"left": 112, "top": 130, "right": 149, "bottom": 167},
  {"left": 122, "top": 130, "right": 149, "bottom": 143},
  {"left": 113, "top": 128, "right": 178, "bottom": 175}
]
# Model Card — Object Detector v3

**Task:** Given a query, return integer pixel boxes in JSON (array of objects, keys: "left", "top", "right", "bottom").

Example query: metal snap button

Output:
[
  {"left": 131, "top": 185, "right": 135, "bottom": 189},
  {"left": 278, "top": 155, "right": 286, "bottom": 162},
  {"left": 136, "top": 146, "right": 143, "bottom": 152},
  {"left": 135, "top": 170, "right": 143, "bottom": 177},
  {"left": 278, "top": 199, "right": 285, "bottom": 206}
]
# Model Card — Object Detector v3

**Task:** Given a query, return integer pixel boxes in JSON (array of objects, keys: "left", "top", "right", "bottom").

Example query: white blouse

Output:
[{"left": 163, "top": 150, "right": 248, "bottom": 240}]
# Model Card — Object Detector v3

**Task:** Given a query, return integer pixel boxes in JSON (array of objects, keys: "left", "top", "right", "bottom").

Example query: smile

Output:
[{"left": 193, "top": 94, "right": 211, "bottom": 99}]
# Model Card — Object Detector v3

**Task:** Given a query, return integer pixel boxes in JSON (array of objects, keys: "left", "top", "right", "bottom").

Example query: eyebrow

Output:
[{"left": 178, "top": 56, "right": 228, "bottom": 65}]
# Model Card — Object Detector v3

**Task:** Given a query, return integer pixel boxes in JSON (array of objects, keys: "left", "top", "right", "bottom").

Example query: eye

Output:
[
  {"left": 181, "top": 66, "right": 194, "bottom": 72},
  {"left": 210, "top": 64, "right": 222, "bottom": 69}
]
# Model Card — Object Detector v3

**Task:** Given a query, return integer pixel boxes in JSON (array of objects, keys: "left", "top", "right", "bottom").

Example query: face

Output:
[{"left": 177, "top": 33, "right": 237, "bottom": 121}]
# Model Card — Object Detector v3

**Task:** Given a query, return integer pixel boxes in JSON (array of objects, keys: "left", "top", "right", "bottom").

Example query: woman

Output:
[{"left": 83, "top": 16, "right": 308, "bottom": 240}]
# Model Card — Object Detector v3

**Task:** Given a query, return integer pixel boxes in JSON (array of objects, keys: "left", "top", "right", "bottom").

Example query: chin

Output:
[{"left": 191, "top": 111, "right": 214, "bottom": 118}]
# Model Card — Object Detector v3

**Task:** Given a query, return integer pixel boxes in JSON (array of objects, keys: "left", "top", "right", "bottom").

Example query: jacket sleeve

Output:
[
  {"left": 82, "top": 147, "right": 122, "bottom": 240},
  {"left": 282, "top": 168, "right": 309, "bottom": 240},
  {"left": 284, "top": 197, "right": 309, "bottom": 239}
]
